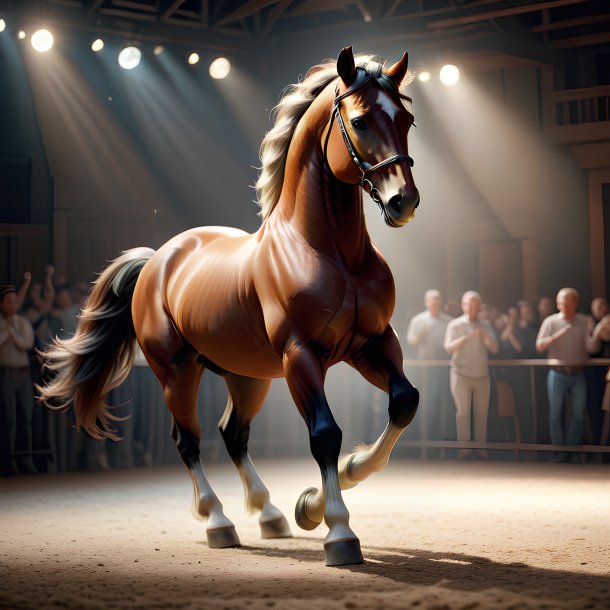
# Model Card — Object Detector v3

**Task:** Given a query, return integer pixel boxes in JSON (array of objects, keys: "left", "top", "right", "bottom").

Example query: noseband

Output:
[{"left": 323, "top": 66, "right": 414, "bottom": 205}]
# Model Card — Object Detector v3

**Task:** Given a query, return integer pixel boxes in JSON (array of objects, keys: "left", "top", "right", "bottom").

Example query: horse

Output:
[{"left": 38, "top": 46, "right": 420, "bottom": 567}]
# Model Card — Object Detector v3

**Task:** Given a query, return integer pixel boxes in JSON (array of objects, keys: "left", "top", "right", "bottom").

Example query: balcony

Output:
[{"left": 544, "top": 85, "right": 610, "bottom": 169}]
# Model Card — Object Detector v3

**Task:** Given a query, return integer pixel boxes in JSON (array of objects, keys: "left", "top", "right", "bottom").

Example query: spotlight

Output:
[
  {"left": 188, "top": 52, "right": 200, "bottom": 65},
  {"left": 439, "top": 64, "right": 460, "bottom": 86},
  {"left": 153, "top": 45, "right": 164, "bottom": 56},
  {"left": 31, "top": 29, "right": 54, "bottom": 52},
  {"left": 209, "top": 57, "right": 231, "bottom": 80},
  {"left": 0, "top": 19, "right": 6, "bottom": 33},
  {"left": 418, "top": 71, "right": 431, "bottom": 82},
  {"left": 18, "top": 30, "right": 26, "bottom": 40},
  {"left": 118, "top": 46, "right": 141, "bottom": 70},
  {"left": 91, "top": 38, "right": 104, "bottom": 52}
]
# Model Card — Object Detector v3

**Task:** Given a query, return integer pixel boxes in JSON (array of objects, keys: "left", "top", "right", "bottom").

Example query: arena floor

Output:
[{"left": 1, "top": 458, "right": 609, "bottom": 610}]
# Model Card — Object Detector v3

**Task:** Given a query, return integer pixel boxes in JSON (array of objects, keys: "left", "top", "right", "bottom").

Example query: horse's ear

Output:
[
  {"left": 387, "top": 52, "right": 409, "bottom": 85},
  {"left": 337, "top": 46, "right": 357, "bottom": 87}
]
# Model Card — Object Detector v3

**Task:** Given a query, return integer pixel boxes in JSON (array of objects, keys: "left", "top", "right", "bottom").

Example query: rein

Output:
[{"left": 323, "top": 66, "right": 414, "bottom": 206}]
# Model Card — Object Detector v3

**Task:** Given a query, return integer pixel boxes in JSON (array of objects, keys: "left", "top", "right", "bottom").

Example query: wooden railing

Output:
[
  {"left": 544, "top": 85, "right": 610, "bottom": 127},
  {"left": 402, "top": 358, "right": 610, "bottom": 456}
]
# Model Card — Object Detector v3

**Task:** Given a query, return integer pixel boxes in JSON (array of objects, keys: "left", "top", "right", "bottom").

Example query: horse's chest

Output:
[{"left": 296, "top": 276, "right": 393, "bottom": 351}]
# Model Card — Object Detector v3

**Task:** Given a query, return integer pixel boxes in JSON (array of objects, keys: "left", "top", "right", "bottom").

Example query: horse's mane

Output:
[{"left": 256, "top": 55, "right": 412, "bottom": 220}]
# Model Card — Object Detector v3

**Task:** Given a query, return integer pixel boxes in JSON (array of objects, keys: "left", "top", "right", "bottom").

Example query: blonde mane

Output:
[{"left": 256, "top": 55, "right": 386, "bottom": 220}]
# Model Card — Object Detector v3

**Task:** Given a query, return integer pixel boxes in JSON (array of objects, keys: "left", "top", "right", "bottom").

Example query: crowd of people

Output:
[
  {"left": 2, "top": 265, "right": 610, "bottom": 476},
  {"left": 0, "top": 268, "right": 180, "bottom": 477},
  {"left": 406, "top": 289, "right": 610, "bottom": 461}
]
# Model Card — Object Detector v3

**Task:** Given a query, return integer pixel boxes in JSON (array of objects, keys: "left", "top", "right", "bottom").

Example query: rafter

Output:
[
  {"left": 285, "top": 0, "right": 350, "bottom": 18},
  {"left": 111, "top": 0, "right": 157, "bottom": 11},
  {"left": 217, "top": 0, "right": 281, "bottom": 27},
  {"left": 161, "top": 0, "right": 188, "bottom": 21},
  {"left": 427, "top": 0, "right": 590, "bottom": 30},
  {"left": 258, "top": 0, "right": 292, "bottom": 39},
  {"left": 551, "top": 31, "right": 610, "bottom": 49},
  {"left": 532, "top": 13, "right": 610, "bottom": 33},
  {"left": 86, "top": 0, "right": 106, "bottom": 18}
]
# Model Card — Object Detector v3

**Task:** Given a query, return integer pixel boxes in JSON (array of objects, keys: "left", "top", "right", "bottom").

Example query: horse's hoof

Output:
[
  {"left": 260, "top": 515, "right": 293, "bottom": 539},
  {"left": 295, "top": 487, "right": 322, "bottom": 531},
  {"left": 206, "top": 525, "right": 241, "bottom": 549},
  {"left": 324, "top": 538, "right": 364, "bottom": 566}
]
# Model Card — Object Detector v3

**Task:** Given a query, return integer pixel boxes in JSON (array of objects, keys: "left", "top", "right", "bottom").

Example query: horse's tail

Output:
[{"left": 36, "top": 247, "right": 156, "bottom": 441}]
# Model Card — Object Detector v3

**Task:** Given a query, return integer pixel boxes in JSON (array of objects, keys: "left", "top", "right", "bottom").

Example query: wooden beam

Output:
[
  {"left": 202, "top": 0, "right": 209, "bottom": 28},
  {"left": 111, "top": 0, "right": 157, "bottom": 11},
  {"left": 551, "top": 31, "right": 610, "bottom": 49},
  {"left": 532, "top": 12, "right": 610, "bottom": 32},
  {"left": 217, "top": 0, "right": 280, "bottom": 26},
  {"left": 386, "top": 0, "right": 403, "bottom": 18},
  {"left": 258, "top": 0, "right": 291, "bottom": 39},
  {"left": 87, "top": 0, "right": 106, "bottom": 18},
  {"left": 99, "top": 7, "right": 157, "bottom": 21},
  {"left": 285, "top": 0, "right": 350, "bottom": 18},
  {"left": 161, "top": 0, "right": 187, "bottom": 20},
  {"left": 427, "top": 0, "right": 589, "bottom": 30}
]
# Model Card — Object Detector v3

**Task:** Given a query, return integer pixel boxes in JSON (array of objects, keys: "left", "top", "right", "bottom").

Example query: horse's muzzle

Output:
[{"left": 382, "top": 189, "right": 420, "bottom": 227}]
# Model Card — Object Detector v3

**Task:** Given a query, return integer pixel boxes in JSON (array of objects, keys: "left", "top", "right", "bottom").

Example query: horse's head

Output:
[{"left": 323, "top": 47, "right": 419, "bottom": 228}]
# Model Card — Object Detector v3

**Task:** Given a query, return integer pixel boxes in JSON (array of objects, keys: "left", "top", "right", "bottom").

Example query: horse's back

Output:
[{"left": 133, "top": 226, "right": 283, "bottom": 378}]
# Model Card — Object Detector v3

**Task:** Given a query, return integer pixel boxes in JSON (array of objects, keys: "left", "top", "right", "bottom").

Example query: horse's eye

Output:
[{"left": 351, "top": 118, "right": 366, "bottom": 131}]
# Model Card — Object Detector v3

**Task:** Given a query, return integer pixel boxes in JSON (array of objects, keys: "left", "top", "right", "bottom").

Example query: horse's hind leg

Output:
[
  {"left": 219, "top": 373, "right": 292, "bottom": 539},
  {"left": 143, "top": 343, "right": 240, "bottom": 548}
]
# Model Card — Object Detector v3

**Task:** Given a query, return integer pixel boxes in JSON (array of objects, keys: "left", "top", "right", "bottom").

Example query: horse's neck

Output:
[{"left": 274, "top": 90, "right": 370, "bottom": 269}]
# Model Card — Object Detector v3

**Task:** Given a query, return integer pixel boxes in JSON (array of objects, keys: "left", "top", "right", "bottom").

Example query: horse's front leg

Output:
[
  {"left": 283, "top": 340, "right": 363, "bottom": 566},
  {"left": 341, "top": 326, "right": 419, "bottom": 487}
]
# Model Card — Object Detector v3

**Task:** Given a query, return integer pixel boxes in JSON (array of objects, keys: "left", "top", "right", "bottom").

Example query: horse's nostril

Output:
[{"left": 388, "top": 194, "right": 402, "bottom": 214}]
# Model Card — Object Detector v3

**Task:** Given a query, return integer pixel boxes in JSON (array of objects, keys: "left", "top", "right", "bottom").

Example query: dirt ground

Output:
[{"left": 1, "top": 459, "right": 609, "bottom": 610}]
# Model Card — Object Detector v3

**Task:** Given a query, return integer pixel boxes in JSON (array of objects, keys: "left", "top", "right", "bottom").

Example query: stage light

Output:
[
  {"left": 188, "top": 52, "right": 200, "bottom": 65},
  {"left": 118, "top": 46, "right": 141, "bottom": 70},
  {"left": 0, "top": 19, "right": 6, "bottom": 33},
  {"left": 153, "top": 45, "right": 164, "bottom": 56},
  {"left": 91, "top": 38, "right": 104, "bottom": 52},
  {"left": 31, "top": 29, "right": 54, "bottom": 52},
  {"left": 209, "top": 57, "right": 231, "bottom": 80},
  {"left": 440, "top": 64, "right": 460, "bottom": 86},
  {"left": 18, "top": 30, "right": 26, "bottom": 40},
  {"left": 418, "top": 71, "right": 431, "bottom": 82}
]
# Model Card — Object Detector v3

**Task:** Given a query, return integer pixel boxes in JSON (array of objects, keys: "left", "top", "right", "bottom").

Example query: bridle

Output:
[{"left": 323, "top": 64, "right": 415, "bottom": 206}]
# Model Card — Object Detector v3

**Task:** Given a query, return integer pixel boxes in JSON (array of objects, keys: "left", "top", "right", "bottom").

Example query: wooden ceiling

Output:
[{"left": 1, "top": 0, "right": 609, "bottom": 60}]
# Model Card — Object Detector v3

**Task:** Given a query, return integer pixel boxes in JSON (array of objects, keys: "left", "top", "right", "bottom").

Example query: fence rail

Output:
[{"left": 401, "top": 358, "right": 610, "bottom": 457}]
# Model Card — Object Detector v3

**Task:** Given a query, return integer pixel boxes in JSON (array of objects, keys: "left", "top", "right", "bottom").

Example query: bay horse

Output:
[{"left": 38, "top": 46, "right": 420, "bottom": 567}]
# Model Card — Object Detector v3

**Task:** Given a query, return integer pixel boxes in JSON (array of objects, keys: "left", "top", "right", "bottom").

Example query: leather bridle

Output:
[{"left": 323, "top": 66, "right": 415, "bottom": 206}]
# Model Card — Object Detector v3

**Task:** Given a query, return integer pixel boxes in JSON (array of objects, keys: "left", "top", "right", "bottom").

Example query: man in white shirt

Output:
[
  {"left": 536, "top": 287, "right": 598, "bottom": 451},
  {"left": 444, "top": 291, "right": 498, "bottom": 459},
  {"left": 0, "top": 285, "right": 36, "bottom": 476},
  {"left": 407, "top": 290, "right": 453, "bottom": 442}
]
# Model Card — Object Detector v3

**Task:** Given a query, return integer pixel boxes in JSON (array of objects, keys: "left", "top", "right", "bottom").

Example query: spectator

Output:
[
  {"left": 443, "top": 299, "right": 460, "bottom": 319},
  {"left": 536, "top": 287, "right": 598, "bottom": 459},
  {"left": 407, "top": 290, "right": 453, "bottom": 359},
  {"left": 444, "top": 291, "right": 499, "bottom": 459},
  {"left": 0, "top": 285, "right": 36, "bottom": 476},
  {"left": 586, "top": 298, "right": 610, "bottom": 446},
  {"left": 499, "top": 307, "right": 522, "bottom": 357},
  {"left": 53, "top": 285, "right": 80, "bottom": 339},
  {"left": 407, "top": 290, "right": 453, "bottom": 443},
  {"left": 537, "top": 296, "right": 554, "bottom": 325},
  {"left": 516, "top": 300, "right": 539, "bottom": 358}
]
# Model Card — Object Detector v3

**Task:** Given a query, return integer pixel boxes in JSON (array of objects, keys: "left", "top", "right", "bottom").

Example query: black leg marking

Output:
[
  {"left": 219, "top": 405, "right": 250, "bottom": 464},
  {"left": 388, "top": 377, "right": 419, "bottom": 428},
  {"left": 171, "top": 418, "right": 200, "bottom": 465}
]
